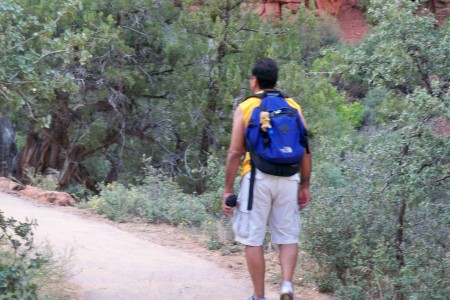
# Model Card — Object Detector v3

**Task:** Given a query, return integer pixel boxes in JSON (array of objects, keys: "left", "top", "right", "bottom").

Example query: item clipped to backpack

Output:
[{"left": 244, "top": 90, "right": 309, "bottom": 210}]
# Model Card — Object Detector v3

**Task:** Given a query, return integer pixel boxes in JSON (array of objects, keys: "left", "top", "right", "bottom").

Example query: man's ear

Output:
[{"left": 251, "top": 77, "right": 259, "bottom": 92}]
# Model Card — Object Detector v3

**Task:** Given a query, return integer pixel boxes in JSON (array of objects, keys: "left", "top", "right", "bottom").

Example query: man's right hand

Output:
[{"left": 222, "top": 192, "right": 234, "bottom": 217}]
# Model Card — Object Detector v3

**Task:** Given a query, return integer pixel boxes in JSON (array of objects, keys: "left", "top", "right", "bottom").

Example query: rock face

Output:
[
  {"left": 315, "top": 0, "right": 358, "bottom": 15},
  {"left": 0, "top": 177, "right": 75, "bottom": 206},
  {"left": 255, "top": 0, "right": 359, "bottom": 17},
  {"left": 0, "top": 177, "right": 23, "bottom": 191},
  {"left": 20, "top": 186, "right": 75, "bottom": 206},
  {"left": 423, "top": 0, "right": 450, "bottom": 26},
  {"left": 254, "top": 0, "right": 449, "bottom": 42},
  {"left": 255, "top": 0, "right": 367, "bottom": 42}
]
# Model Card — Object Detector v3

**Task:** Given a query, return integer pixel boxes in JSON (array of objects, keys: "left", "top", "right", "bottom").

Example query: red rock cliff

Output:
[
  {"left": 255, "top": 0, "right": 359, "bottom": 17},
  {"left": 257, "top": 0, "right": 448, "bottom": 18},
  {"left": 255, "top": 0, "right": 449, "bottom": 42}
]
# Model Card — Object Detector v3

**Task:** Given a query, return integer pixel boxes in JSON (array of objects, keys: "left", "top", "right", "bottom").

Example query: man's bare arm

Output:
[
  {"left": 298, "top": 112, "right": 312, "bottom": 209},
  {"left": 223, "top": 107, "right": 245, "bottom": 216}
]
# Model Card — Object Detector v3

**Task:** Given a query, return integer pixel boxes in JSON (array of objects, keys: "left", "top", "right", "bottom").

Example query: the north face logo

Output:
[{"left": 280, "top": 147, "right": 293, "bottom": 153}]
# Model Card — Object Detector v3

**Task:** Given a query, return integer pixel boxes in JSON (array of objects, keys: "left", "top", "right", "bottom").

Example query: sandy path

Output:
[{"left": 0, "top": 191, "right": 254, "bottom": 300}]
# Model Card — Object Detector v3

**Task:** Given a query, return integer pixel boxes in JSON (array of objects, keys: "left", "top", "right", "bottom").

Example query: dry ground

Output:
[{"left": 0, "top": 190, "right": 332, "bottom": 300}]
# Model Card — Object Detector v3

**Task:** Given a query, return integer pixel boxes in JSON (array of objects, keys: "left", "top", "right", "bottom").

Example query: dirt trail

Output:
[
  {"left": 0, "top": 192, "right": 254, "bottom": 299},
  {"left": 0, "top": 191, "right": 332, "bottom": 300}
]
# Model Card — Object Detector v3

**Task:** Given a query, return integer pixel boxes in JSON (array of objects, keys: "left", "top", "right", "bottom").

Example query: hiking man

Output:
[{"left": 223, "top": 58, "right": 312, "bottom": 300}]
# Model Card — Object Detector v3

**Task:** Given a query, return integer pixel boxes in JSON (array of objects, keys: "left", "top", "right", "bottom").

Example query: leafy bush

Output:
[
  {"left": 89, "top": 182, "right": 141, "bottom": 223},
  {"left": 303, "top": 89, "right": 450, "bottom": 298},
  {"left": 0, "top": 211, "right": 46, "bottom": 299},
  {"left": 336, "top": 102, "right": 365, "bottom": 128},
  {"left": 304, "top": 5, "right": 450, "bottom": 297},
  {"left": 89, "top": 167, "right": 209, "bottom": 226},
  {"left": 24, "top": 167, "right": 59, "bottom": 191},
  {"left": 140, "top": 167, "right": 209, "bottom": 226},
  {"left": 316, "top": 13, "right": 342, "bottom": 46},
  {"left": 201, "top": 216, "right": 236, "bottom": 251},
  {"left": 65, "top": 182, "right": 95, "bottom": 202},
  {"left": 356, "top": 0, "right": 372, "bottom": 11}
]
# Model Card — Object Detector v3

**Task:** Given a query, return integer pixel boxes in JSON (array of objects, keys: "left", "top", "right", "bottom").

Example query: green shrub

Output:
[
  {"left": 89, "top": 182, "right": 141, "bottom": 223},
  {"left": 336, "top": 102, "right": 365, "bottom": 128},
  {"left": 24, "top": 167, "right": 59, "bottom": 191},
  {"left": 201, "top": 216, "right": 235, "bottom": 251},
  {"left": 302, "top": 89, "right": 450, "bottom": 298},
  {"left": 139, "top": 168, "right": 208, "bottom": 226},
  {"left": 316, "top": 13, "right": 342, "bottom": 46},
  {"left": 357, "top": 0, "right": 371, "bottom": 11},
  {"left": 89, "top": 167, "right": 209, "bottom": 226},
  {"left": 0, "top": 211, "right": 46, "bottom": 299},
  {"left": 65, "top": 182, "right": 95, "bottom": 202}
]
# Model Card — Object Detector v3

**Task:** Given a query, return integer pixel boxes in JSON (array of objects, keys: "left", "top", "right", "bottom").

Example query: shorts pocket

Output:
[
  {"left": 233, "top": 178, "right": 254, "bottom": 238},
  {"left": 232, "top": 210, "right": 250, "bottom": 238}
]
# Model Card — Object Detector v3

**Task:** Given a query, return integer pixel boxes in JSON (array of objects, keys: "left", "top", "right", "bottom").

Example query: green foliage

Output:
[
  {"left": 139, "top": 167, "right": 210, "bottom": 226},
  {"left": 356, "top": 0, "right": 372, "bottom": 11},
  {"left": 0, "top": 0, "right": 79, "bottom": 121},
  {"left": 24, "top": 167, "right": 59, "bottom": 191},
  {"left": 345, "top": 0, "right": 449, "bottom": 98},
  {"left": 66, "top": 183, "right": 95, "bottom": 202},
  {"left": 2, "top": 0, "right": 448, "bottom": 298},
  {"left": 0, "top": 211, "right": 46, "bottom": 299},
  {"left": 282, "top": 61, "right": 356, "bottom": 138},
  {"left": 160, "top": 0, "right": 344, "bottom": 192},
  {"left": 302, "top": 0, "right": 450, "bottom": 294},
  {"left": 201, "top": 217, "right": 236, "bottom": 252},
  {"left": 1, "top": 0, "right": 345, "bottom": 192},
  {"left": 336, "top": 102, "right": 365, "bottom": 128},
  {"left": 89, "top": 166, "right": 209, "bottom": 226},
  {"left": 304, "top": 91, "right": 449, "bottom": 298},
  {"left": 89, "top": 182, "right": 141, "bottom": 222}
]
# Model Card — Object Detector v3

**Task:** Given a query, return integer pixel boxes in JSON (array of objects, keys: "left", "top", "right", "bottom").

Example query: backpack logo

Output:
[{"left": 280, "top": 147, "right": 293, "bottom": 153}]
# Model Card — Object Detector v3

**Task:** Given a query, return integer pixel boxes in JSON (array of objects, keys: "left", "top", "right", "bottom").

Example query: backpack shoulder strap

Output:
[
  {"left": 242, "top": 90, "right": 288, "bottom": 103},
  {"left": 242, "top": 92, "right": 265, "bottom": 102},
  {"left": 296, "top": 111, "right": 310, "bottom": 154}
]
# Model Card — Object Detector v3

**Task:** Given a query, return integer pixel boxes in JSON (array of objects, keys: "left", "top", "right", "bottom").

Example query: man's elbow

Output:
[{"left": 227, "top": 150, "right": 243, "bottom": 161}]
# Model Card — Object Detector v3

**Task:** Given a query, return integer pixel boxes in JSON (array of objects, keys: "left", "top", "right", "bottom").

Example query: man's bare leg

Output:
[
  {"left": 246, "top": 245, "right": 265, "bottom": 299},
  {"left": 279, "top": 243, "right": 298, "bottom": 281}
]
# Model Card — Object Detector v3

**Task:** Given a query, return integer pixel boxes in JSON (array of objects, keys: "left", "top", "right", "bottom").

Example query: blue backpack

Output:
[{"left": 244, "top": 90, "right": 309, "bottom": 210}]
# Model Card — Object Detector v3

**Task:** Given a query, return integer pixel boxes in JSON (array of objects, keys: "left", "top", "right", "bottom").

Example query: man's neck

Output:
[{"left": 252, "top": 88, "right": 275, "bottom": 94}]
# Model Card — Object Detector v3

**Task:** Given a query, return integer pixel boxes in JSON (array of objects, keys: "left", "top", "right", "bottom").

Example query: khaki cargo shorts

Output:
[{"left": 232, "top": 169, "right": 300, "bottom": 246}]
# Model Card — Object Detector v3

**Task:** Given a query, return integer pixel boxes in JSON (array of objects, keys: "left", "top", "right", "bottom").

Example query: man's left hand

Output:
[{"left": 298, "top": 185, "right": 311, "bottom": 210}]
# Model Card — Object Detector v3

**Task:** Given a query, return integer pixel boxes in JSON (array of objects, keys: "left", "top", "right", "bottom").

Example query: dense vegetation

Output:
[
  {"left": 1, "top": 0, "right": 448, "bottom": 299},
  {"left": 0, "top": 210, "right": 43, "bottom": 299},
  {"left": 0, "top": 210, "right": 72, "bottom": 299}
]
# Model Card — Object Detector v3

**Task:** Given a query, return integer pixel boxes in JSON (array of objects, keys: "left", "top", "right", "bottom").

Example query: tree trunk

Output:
[
  {"left": 0, "top": 117, "right": 18, "bottom": 177},
  {"left": 394, "top": 198, "right": 406, "bottom": 300},
  {"left": 105, "top": 151, "right": 122, "bottom": 184},
  {"left": 19, "top": 113, "right": 68, "bottom": 184},
  {"left": 20, "top": 132, "right": 65, "bottom": 175},
  {"left": 196, "top": 11, "right": 230, "bottom": 194},
  {"left": 58, "top": 145, "right": 86, "bottom": 188}
]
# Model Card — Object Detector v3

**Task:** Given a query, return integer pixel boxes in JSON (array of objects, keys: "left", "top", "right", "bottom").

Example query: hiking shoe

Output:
[{"left": 280, "top": 280, "right": 294, "bottom": 300}]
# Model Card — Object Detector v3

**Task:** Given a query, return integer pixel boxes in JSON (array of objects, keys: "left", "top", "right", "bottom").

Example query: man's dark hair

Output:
[{"left": 251, "top": 58, "right": 278, "bottom": 89}]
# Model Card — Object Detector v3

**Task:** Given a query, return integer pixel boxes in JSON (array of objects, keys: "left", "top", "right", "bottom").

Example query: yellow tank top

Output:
[{"left": 239, "top": 95, "right": 302, "bottom": 177}]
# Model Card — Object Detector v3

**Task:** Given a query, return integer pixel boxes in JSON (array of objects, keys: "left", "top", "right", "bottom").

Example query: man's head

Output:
[{"left": 251, "top": 58, "right": 278, "bottom": 91}]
